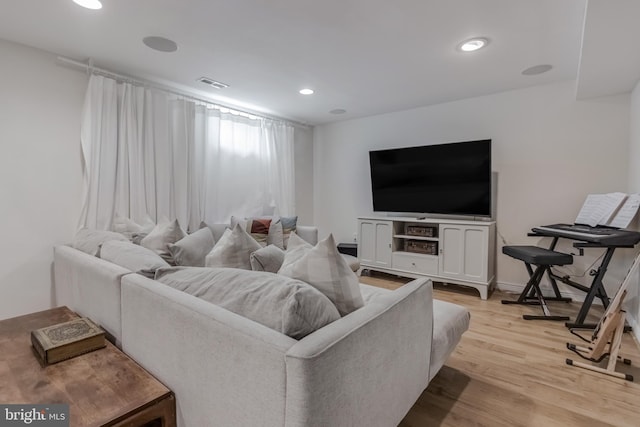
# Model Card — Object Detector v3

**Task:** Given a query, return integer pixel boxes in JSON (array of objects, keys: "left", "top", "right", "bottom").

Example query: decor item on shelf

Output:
[
  {"left": 31, "top": 317, "right": 106, "bottom": 365},
  {"left": 405, "top": 225, "right": 437, "bottom": 238},
  {"left": 404, "top": 240, "right": 438, "bottom": 255}
]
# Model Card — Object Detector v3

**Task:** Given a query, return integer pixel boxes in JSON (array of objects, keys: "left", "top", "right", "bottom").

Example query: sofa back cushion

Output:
[
  {"left": 100, "top": 240, "right": 170, "bottom": 273},
  {"left": 155, "top": 267, "right": 340, "bottom": 339},
  {"left": 72, "top": 228, "right": 129, "bottom": 256}
]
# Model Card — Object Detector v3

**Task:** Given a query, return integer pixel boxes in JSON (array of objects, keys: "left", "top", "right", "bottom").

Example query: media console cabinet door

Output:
[
  {"left": 439, "top": 224, "right": 488, "bottom": 282},
  {"left": 359, "top": 220, "right": 392, "bottom": 267}
]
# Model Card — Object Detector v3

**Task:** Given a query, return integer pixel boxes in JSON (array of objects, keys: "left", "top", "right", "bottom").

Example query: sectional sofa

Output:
[{"left": 53, "top": 224, "right": 469, "bottom": 427}]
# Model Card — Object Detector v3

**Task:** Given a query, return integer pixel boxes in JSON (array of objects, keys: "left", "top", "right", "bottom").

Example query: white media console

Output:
[{"left": 358, "top": 216, "right": 496, "bottom": 299}]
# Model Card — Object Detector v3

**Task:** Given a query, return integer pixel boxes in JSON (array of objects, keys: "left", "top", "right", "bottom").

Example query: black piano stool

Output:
[{"left": 502, "top": 245, "right": 573, "bottom": 321}]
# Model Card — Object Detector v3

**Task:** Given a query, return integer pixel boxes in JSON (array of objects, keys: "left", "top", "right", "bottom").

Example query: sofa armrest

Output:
[
  {"left": 296, "top": 225, "right": 318, "bottom": 245},
  {"left": 121, "top": 274, "right": 297, "bottom": 427},
  {"left": 53, "top": 245, "right": 131, "bottom": 346},
  {"left": 284, "top": 278, "right": 433, "bottom": 427}
]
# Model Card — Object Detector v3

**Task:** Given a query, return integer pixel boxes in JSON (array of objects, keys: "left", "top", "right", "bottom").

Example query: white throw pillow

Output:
[
  {"left": 72, "top": 228, "right": 128, "bottom": 257},
  {"left": 280, "top": 231, "right": 312, "bottom": 266},
  {"left": 99, "top": 240, "right": 169, "bottom": 273},
  {"left": 205, "top": 224, "right": 262, "bottom": 270},
  {"left": 278, "top": 233, "right": 364, "bottom": 316},
  {"left": 140, "top": 219, "right": 186, "bottom": 264},
  {"left": 168, "top": 227, "right": 215, "bottom": 267},
  {"left": 250, "top": 245, "right": 286, "bottom": 273}
]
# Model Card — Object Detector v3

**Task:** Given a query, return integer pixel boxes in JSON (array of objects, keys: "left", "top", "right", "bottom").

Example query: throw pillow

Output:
[
  {"left": 140, "top": 219, "right": 187, "bottom": 264},
  {"left": 280, "top": 216, "right": 298, "bottom": 249},
  {"left": 205, "top": 224, "right": 262, "bottom": 269},
  {"left": 72, "top": 228, "right": 129, "bottom": 257},
  {"left": 99, "top": 240, "right": 169, "bottom": 273},
  {"left": 168, "top": 227, "right": 215, "bottom": 267},
  {"left": 278, "top": 233, "right": 364, "bottom": 316},
  {"left": 267, "top": 218, "right": 285, "bottom": 249},
  {"left": 230, "top": 215, "right": 285, "bottom": 248},
  {"left": 155, "top": 267, "right": 340, "bottom": 339},
  {"left": 199, "top": 221, "right": 229, "bottom": 243},
  {"left": 250, "top": 245, "right": 286, "bottom": 273},
  {"left": 247, "top": 218, "right": 272, "bottom": 246},
  {"left": 280, "top": 231, "right": 312, "bottom": 267}
]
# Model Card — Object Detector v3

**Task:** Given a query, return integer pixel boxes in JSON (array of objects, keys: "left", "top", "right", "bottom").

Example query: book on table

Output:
[{"left": 31, "top": 317, "right": 106, "bottom": 365}]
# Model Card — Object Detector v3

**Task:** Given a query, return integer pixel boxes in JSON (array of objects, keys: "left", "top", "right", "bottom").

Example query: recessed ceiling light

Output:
[
  {"left": 521, "top": 64, "right": 553, "bottom": 76},
  {"left": 197, "top": 77, "right": 229, "bottom": 89},
  {"left": 72, "top": 0, "right": 102, "bottom": 9},
  {"left": 299, "top": 88, "right": 314, "bottom": 95},
  {"left": 458, "top": 37, "right": 489, "bottom": 52},
  {"left": 330, "top": 109, "right": 346, "bottom": 115},
  {"left": 143, "top": 36, "right": 178, "bottom": 53}
]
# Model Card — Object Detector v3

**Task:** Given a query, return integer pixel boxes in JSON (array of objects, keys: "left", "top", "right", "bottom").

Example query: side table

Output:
[
  {"left": 0, "top": 306, "right": 176, "bottom": 427},
  {"left": 337, "top": 243, "right": 358, "bottom": 257}
]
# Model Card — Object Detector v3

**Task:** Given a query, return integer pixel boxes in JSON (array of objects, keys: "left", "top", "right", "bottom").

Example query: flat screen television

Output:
[{"left": 369, "top": 139, "right": 491, "bottom": 217}]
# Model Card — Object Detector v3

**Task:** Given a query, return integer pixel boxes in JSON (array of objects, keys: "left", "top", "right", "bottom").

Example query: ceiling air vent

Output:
[{"left": 197, "top": 77, "right": 229, "bottom": 89}]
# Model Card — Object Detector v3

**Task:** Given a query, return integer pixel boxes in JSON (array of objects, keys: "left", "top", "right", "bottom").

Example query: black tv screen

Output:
[{"left": 369, "top": 140, "right": 491, "bottom": 217}]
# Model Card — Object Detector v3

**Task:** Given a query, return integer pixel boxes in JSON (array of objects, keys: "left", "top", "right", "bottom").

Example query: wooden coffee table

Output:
[{"left": 0, "top": 307, "right": 176, "bottom": 427}]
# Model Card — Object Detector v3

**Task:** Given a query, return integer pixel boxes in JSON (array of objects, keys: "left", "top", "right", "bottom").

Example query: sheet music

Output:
[
  {"left": 608, "top": 193, "right": 640, "bottom": 229},
  {"left": 575, "top": 192, "right": 627, "bottom": 227}
]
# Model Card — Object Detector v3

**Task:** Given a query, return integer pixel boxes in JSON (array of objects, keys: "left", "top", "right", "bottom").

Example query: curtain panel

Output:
[{"left": 79, "top": 75, "right": 295, "bottom": 231}]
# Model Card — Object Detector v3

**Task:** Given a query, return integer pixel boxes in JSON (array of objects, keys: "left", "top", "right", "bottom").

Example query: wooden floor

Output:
[{"left": 359, "top": 273, "right": 640, "bottom": 427}]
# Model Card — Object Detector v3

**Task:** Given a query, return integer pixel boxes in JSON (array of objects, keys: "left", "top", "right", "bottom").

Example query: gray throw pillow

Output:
[
  {"left": 99, "top": 240, "right": 169, "bottom": 273},
  {"left": 72, "top": 228, "right": 128, "bottom": 256},
  {"left": 168, "top": 227, "right": 215, "bottom": 267},
  {"left": 199, "top": 221, "right": 229, "bottom": 243},
  {"left": 141, "top": 219, "right": 186, "bottom": 264},
  {"left": 250, "top": 245, "right": 285, "bottom": 273},
  {"left": 155, "top": 267, "right": 340, "bottom": 339},
  {"left": 278, "top": 233, "right": 364, "bottom": 316},
  {"left": 205, "top": 224, "right": 262, "bottom": 270}
]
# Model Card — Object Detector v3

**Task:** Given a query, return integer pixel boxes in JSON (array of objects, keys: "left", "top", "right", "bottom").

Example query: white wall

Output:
[
  {"left": 313, "top": 80, "right": 631, "bottom": 297},
  {"left": 294, "top": 126, "right": 314, "bottom": 225},
  {"left": 626, "top": 80, "right": 640, "bottom": 339},
  {"left": 0, "top": 39, "right": 87, "bottom": 320}
]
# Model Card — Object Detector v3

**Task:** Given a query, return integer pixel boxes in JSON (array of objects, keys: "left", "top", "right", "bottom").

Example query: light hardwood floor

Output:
[{"left": 359, "top": 273, "right": 640, "bottom": 427}]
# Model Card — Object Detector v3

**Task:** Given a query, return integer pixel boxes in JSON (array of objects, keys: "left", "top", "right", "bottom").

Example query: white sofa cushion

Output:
[
  {"left": 279, "top": 234, "right": 364, "bottom": 316},
  {"left": 205, "top": 224, "right": 262, "bottom": 269},
  {"left": 155, "top": 267, "right": 340, "bottom": 339},
  {"left": 100, "top": 240, "right": 169, "bottom": 273},
  {"left": 168, "top": 227, "right": 215, "bottom": 267},
  {"left": 72, "top": 228, "right": 129, "bottom": 256}
]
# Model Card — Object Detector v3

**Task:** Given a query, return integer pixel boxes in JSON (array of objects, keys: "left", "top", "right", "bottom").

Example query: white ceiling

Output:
[{"left": 0, "top": 0, "right": 637, "bottom": 125}]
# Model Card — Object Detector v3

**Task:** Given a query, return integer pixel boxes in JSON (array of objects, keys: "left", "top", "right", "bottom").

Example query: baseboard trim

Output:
[{"left": 626, "top": 313, "right": 640, "bottom": 347}]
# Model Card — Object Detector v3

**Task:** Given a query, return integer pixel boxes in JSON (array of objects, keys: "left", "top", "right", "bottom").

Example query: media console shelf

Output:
[{"left": 358, "top": 216, "right": 496, "bottom": 299}]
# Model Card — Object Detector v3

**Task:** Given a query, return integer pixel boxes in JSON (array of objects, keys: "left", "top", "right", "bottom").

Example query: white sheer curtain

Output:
[{"left": 79, "top": 75, "right": 295, "bottom": 231}]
